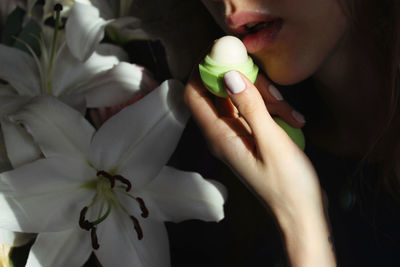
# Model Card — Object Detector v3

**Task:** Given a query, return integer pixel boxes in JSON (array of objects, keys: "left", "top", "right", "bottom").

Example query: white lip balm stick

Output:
[{"left": 198, "top": 36, "right": 259, "bottom": 98}]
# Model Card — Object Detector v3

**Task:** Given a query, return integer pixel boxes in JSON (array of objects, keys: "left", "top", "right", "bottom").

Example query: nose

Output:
[
  {"left": 201, "top": 0, "right": 239, "bottom": 33},
  {"left": 207, "top": 0, "right": 234, "bottom": 15}
]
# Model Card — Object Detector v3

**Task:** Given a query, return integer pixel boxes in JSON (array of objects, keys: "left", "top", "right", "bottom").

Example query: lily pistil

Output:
[{"left": 79, "top": 170, "right": 149, "bottom": 250}]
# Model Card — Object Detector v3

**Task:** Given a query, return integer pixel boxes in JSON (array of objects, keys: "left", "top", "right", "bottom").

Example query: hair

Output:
[{"left": 338, "top": 0, "right": 400, "bottom": 198}]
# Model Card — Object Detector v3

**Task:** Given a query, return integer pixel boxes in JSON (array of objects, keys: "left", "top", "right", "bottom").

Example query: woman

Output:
[{"left": 184, "top": 0, "right": 400, "bottom": 266}]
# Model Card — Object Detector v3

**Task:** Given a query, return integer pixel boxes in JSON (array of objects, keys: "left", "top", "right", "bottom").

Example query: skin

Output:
[
  {"left": 201, "top": 0, "right": 390, "bottom": 157},
  {"left": 185, "top": 0, "right": 391, "bottom": 266},
  {"left": 203, "top": 0, "right": 347, "bottom": 85}
]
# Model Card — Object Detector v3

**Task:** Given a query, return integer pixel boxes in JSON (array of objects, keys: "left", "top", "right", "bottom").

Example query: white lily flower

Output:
[
  {"left": 0, "top": 25, "right": 145, "bottom": 108},
  {"left": 0, "top": 81, "right": 227, "bottom": 267},
  {"left": 0, "top": 94, "right": 35, "bottom": 247},
  {"left": 0, "top": 13, "right": 162, "bottom": 248},
  {"left": 0, "top": 89, "right": 35, "bottom": 247},
  {"left": 66, "top": 0, "right": 147, "bottom": 61},
  {"left": 0, "top": 1, "right": 158, "bottom": 251},
  {"left": 0, "top": 13, "right": 156, "bottom": 165}
]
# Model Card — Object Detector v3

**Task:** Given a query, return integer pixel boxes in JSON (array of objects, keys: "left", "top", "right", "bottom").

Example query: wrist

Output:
[{"left": 274, "top": 202, "right": 336, "bottom": 267}]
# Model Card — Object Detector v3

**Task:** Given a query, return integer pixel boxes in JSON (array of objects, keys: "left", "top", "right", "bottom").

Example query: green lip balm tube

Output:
[{"left": 198, "top": 36, "right": 305, "bottom": 150}]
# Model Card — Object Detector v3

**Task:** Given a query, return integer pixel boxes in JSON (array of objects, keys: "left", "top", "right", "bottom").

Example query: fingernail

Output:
[
  {"left": 268, "top": 84, "right": 283, "bottom": 101},
  {"left": 292, "top": 110, "right": 306, "bottom": 123},
  {"left": 224, "top": 70, "right": 245, "bottom": 94}
]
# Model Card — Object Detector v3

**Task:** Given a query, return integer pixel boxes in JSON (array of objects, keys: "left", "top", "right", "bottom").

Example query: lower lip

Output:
[{"left": 242, "top": 19, "right": 283, "bottom": 53}]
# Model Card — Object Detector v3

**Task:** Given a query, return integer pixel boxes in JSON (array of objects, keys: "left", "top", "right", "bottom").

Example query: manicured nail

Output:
[
  {"left": 268, "top": 84, "right": 283, "bottom": 101},
  {"left": 292, "top": 110, "right": 306, "bottom": 123},
  {"left": 224, "top": 70, "right": 245, "bottom": 94}
]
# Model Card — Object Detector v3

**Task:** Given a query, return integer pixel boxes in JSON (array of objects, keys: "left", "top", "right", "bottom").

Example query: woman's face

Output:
[{"left": 201, "top": 0, "right": 348, "bottom": 85}]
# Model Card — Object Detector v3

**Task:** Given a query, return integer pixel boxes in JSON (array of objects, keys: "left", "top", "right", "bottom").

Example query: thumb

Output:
[{"left": 223, "top": 70, "right": 282, "bottom": 151}]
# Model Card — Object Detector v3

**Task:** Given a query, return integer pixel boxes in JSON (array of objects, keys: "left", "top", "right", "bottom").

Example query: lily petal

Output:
[
  {"left": 0, "top": 83, "right": 17, "bottom": 96},
  {"left": 26, "top": 228, "right": 91, "bottom": 267},
  {"left": 110, "top": 17, "right": 142, "bottom": 29},
  {"left": 96, "top": 211, "right": 170, "bottom": 267},
  {"left": 0, "top": 96, "right": 30, "bottom": 118},
  {"left": 26, "top": 0, "right": 38, "bottom": 17},
  {"left": 57, "top": 94, "right": 87, "bottom": 115},
  {"left": 106, "top": 17, "right": 149, "bottom": 44},
  {"left": 0, "top": 157, "right": 93, "bottom": 232},
  {"left": 0, "top": 44, "right": 40, "bottom": 96},
  {"left": 96, "top": 42, "right": 129, "bottom": 62},
  {"left": 1, "top": 119, "right": 41, "bottom": 168},
  {"left": 7, "top": 95, "right": 95, "bottom": 160},
  {"left": 0, "top": 96, "right": 39, "bottom": 168},
  {"left": 65, "top": 1, "right": 113, "bottom": 61},
  {"left": 73, "top": 62, "right": 155, "bottom": 108},
  {"left": 89, "top": 79, "right": 190, "bottom": 187},
  {"left": 88, "top": 0, "right": 117, "bottom": 19},
  {"left": 0, "top": 129, "right": 11, "bottom": 172},
  {"left": 138, "top": 166, "right": 227, "bottom": 223},
  {"left": 52, "top": 43, "right": 121, "bottom": 97},
  {"left": 0, "top": 229, "right": 34, "bottom": 247}
]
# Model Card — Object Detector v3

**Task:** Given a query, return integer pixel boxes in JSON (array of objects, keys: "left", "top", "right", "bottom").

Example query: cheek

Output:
[
  {"left": 253, "top": 44, "right": 319, "bottom": 85},
  {"left": 253, "top": 10, "right": 348, "bottom": 85}
]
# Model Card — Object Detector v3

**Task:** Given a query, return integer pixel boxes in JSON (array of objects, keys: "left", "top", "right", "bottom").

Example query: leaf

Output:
[
  {"left": 1, "top": 7, "right": 25, "bottom": 46},
  {"left": 13, "top": 19, "right": 41, "bottom": 57}
]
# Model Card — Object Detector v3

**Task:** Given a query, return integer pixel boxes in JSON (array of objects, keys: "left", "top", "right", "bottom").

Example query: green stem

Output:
[
  {"left": 97, "top": 198, "right": 106, "bottom": 218},
  {"left": 46, "top": 6, "right": 61, "bottom": 93},
  {"left": 120, "top": 0, "right": 133, "bottom": 17},
  {"left": 91, "top": 203, "right": 112, "bottom": 226}
]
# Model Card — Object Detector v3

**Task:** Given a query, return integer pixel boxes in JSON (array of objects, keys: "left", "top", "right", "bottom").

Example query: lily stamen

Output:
[
  {"left": 79, "top": 207, "right": 93, "bottom": 231},
  {"left": 136, "top": 197, "right": 149, "bottom": 218},
  {"left": 116, "top": 189, "right": 150, "bottom": 219},
  {"left": 90, "top": 227, "right": 100, "bottom": 250},
  {"left": 78, "top": 170, "right": 149, "bottom": 247},
  {"left": 113, "top": 174, "right": 132, "bottom": 192},
  {"left": 46, "top": 4, "right": 63, "bottom": 93},
  {"left": 97, "top": 170, "right": 115, "bottom": 188},
  {"left": 130, "top": 216, "right": 143, "bottom": 240},
  {"left": 90, "top": 203, "right": 112, "bottom": 227}
]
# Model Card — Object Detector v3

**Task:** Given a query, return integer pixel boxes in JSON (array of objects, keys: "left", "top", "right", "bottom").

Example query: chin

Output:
[{"left": 256, "top": 57, "right": 317, "bottom": 86}]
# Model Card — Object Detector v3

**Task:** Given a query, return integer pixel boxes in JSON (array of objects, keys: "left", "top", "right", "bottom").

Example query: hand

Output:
[
  {"left": 184, "top": 69, "right": 320, "bottom": 213},
  {"left": 184, "top": 69, "right": 336, "bottom": 266}
]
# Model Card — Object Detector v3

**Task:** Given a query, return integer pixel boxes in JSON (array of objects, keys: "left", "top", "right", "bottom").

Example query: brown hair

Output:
[{"left": 339, "top": 0, "right": 400, "bottom": 197}]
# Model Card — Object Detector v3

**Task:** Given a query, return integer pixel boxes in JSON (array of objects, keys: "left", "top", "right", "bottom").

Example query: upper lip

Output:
[{"left": 227, "top": 11, "right": 278, "bottom": 36}]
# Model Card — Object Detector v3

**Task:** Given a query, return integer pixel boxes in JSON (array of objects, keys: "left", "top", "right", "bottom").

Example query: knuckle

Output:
[{"left": 236, "top": 100, "right": 259, "bottom": 117}]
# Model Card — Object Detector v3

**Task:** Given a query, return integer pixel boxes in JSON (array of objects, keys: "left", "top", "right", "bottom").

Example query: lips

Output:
[{"left": 227, "top": 11, "right": 283, "bottom": 53}]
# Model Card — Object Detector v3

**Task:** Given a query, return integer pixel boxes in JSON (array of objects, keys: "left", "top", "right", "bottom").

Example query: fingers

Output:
[
  {"left": 185, "top": 68, "right": 305, "bottom": 158},
  {"left": 183, "top": 70, "right": 219, "bottom": 134},
  {"left": 255, "top": 74, "right": 306, "bottom": 128},
  {"left": 184, "top": 69, "right": 254, "bottom": 159},
  {"left": 223, "top": 70, "right": 279, "bottom": 150}
]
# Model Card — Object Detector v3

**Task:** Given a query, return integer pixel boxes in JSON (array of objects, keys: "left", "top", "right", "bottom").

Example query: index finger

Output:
[{"left": 183, "top": 69, "right": 220, "bottom": 134}]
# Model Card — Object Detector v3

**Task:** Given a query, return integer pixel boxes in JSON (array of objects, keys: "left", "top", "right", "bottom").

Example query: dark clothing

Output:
[
  {"left": 307, "top": 145, "right": 400, "bottom": 267},
  {"left": 169, "top": 108, "right": 400, "bottom": 267}
]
